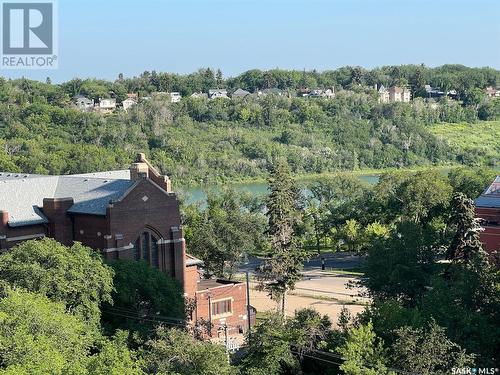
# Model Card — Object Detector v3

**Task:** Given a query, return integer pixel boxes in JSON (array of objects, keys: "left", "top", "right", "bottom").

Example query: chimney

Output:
[
  {"left": 42, "top": 198, "right": 74, "bottom": 245},
  {"left": 0, "top": 210, "right": 8, "bottom": 227},
  {"left": 129, "top": 154, "right": 149, "bottom": 181},
  {"left": 129, "top": 152, "right": 172, "bottom": 192}
]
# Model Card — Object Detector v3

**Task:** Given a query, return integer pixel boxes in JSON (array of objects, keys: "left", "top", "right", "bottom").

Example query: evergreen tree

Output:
[
  {"left": 447, "top": 193, "right": 485, "bottom": 264},
  {"left": 257, "top": 159, "right": 306, "bottom": 316},
  {"left": 215, "top": 69, "right": 223, "bottom": 88}
]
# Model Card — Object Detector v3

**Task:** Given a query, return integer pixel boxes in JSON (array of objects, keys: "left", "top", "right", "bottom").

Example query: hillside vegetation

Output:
[
  {"left": 429, "top": 120, "right": 500, "bottom": 165},
  {"left": 0, "top": 65, "right": 499, "bottom": 185}
]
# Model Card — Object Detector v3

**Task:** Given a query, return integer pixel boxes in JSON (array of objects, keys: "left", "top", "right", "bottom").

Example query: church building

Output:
[{"left": 0, "top": 153, "right": 255, "bottom": 338}]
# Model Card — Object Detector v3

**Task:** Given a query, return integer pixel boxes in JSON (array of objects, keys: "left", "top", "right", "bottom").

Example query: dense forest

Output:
[{"left": 0, "top": 64, "right": 499, "bottom": 184}]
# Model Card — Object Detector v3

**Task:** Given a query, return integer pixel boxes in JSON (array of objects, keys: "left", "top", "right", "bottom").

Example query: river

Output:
[
  {"left": 179, "top": 173, "right": 380, "bottom": 205},
  {"left": 179, "top": 165, "right": 500, "bottom": 205}
]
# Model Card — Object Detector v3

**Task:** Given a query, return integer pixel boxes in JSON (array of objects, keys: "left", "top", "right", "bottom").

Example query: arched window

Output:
[
  {"left": 141, "top": 232, "right": 149, "bottom": 262},
  {"left": 133, "top": 238, "right": 140, "bottom": 261},
  {"left": 133, "top": 230, "right": 161, "bottom": 268},
  {"left": 151, "top": 236, "right": 159, "bottom": 268}
]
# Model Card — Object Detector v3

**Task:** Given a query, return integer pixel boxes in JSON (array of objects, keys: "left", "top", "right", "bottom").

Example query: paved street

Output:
[{"left": 238, "top": 251, "right": 365, "bottom": 274}]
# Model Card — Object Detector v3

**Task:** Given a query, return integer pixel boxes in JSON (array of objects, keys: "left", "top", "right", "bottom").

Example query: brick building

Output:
[
  {"left": 0, "top": 153, "right": 255, "bottom": 337},
  {"left": 475, "top": 176, "right": 500, "bottom": 265}
]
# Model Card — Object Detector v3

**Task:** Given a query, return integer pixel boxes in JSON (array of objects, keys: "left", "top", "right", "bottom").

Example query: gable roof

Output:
[
  {"left": 475, "top": 176, "right": 500, "bottom": 208},
  {"left": 0, "top": 173, "right": 135, "bottom": 227},
  {"left": 232, "top": 88, "right": 250, "bottom": 97}
]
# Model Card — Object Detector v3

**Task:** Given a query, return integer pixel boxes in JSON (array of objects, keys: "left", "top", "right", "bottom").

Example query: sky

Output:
[{"left": 1, "top": 0, "right": 499, "bottom": 82}]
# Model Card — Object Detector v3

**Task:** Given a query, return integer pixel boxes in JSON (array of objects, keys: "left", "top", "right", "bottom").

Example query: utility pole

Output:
[
  {"left": 224, "top": 323, "right": 228, "bottom": 348},
  {"left": 246, "top": 271, "right": 252, "bottom": 339},
  {"left": 208, "top": 294, "right": 212, "bottom": 337}
]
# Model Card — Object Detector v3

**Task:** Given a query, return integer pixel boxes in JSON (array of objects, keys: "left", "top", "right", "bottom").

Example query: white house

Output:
[
  {"left": 169, "top": 92, "right": 182, "bottom": 103},
  {"left": 73, "top": 95, "right": 94, "bottom": 112},
  {"left": 97, "top": 98, "right": 116, "bottom": 113},
  {"left": 191, "top": 92, "right": 208, "bottom": 99},
  {"left": 378, "top": 85, "right": 390, "bottom": 103},
  {"left": 122, "top": 98, "right": 137, "bottom": 111},
  {"left": 208, "top": 89, "right": 229, "bottom": 99}
]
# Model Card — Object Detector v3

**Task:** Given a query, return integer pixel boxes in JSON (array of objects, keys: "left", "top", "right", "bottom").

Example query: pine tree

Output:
[
  {"left": 447, "top": 193, "right": 485, "bottom": 264},
  {"left": 257, "top": 159, "right": 306, "bottom": 316}
]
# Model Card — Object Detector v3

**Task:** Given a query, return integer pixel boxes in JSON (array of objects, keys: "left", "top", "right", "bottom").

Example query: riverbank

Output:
[
  {"left": 177, "top": 163, "right": 500, "bottom": 205},
  {"left": 175, "top": 163, "right": 464, "bottom": 190}
]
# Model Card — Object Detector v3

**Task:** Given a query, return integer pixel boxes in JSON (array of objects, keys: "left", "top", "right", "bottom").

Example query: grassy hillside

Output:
[{"left": 429, "top": 120, "right": 499, "bottom": 166}]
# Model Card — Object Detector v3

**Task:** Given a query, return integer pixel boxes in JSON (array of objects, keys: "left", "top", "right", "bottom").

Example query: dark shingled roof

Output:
[
  {"left": 0, "top": 172, "right": 135, "bottom": 227},
  {"left": 475, "top": 176, "right": 500, "bottom": 208}
]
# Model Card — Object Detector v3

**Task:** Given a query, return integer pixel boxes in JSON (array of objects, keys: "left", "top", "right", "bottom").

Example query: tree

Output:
[
  {"left": 216, "top": 69, "right": 223, "bottom": 88},
  {"left": 87, "top": 331, "right": 144, "bottom": 375},
  {"left": 390, "top": 320, "right": 474, "bottom": 375},
  {"left": 186, "top": 189, "right": 266, "bottom": 278},
  {"left": 447, "top": 193, "right": 485, "bottom": 263},
  {"left": 257, "top": 159, "right": 306, "bottom": 315},
  {"left": 338, "top": 219, "right": 363, "bottom": 252},
  {"left": 394, "top": 171, "right": 452, "bottom": 224},
  {"left": 363, "top": 221, "right": 436, "bottom": 306},
  {"left": 448, "top": 167, "right": 497, "bottom": 199},
  {"left": 0, "top": 238, "right": 114, "bottom": 333},
  {"left": 240, "top": 309, "right": 337, "bottom": 375},
  {"left": 410, "top": 67, "right": 427, "bottom": 97},
  {"left": 301, "top": 198, "right": 327, "bottom": 254},
  {"left": 141, "top": 326, "right": 232, "bottom": 375},
  {"left": 338, "top": 321, "right": 394, "bottom": 375},
  {"left": 240, "top": 313, "right": 299, "bottom": 375},
  {"left": 101, "top": 260, "right": 184, "bottom": 338},
  {"left": 0, "top": 288, "right": 90, "bottom": 374}
]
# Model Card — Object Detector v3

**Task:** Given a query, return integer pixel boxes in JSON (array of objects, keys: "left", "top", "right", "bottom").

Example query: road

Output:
[{"left": 239, "top": 251, "right": 365, "bottom": 274}]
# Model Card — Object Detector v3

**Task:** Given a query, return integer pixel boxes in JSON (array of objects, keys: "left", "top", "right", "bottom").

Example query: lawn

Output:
[{"left": 429, "top": 120, "right": 500, "bottom": 165}]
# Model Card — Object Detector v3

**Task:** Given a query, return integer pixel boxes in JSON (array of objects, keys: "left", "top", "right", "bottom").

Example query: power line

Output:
[
  {"left": 101, "top": 308, "right": 186, "bottom": 327},
  {"left": 290, "top": 350, "right": 342, "bottom": 366},
  {"left": 103, "top": 305, "right": 187, "bottom": 323}
]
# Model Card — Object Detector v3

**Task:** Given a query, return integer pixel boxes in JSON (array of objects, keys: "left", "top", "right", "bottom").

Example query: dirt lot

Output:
[{"left": 248, "top": 271, "right": 369, "bottom": 325}]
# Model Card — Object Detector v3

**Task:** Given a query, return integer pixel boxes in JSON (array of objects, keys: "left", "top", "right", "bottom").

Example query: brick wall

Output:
[
  {"left": 195, "top": 282, "right": 250, "bottom": 337},
  {"left": 0, "top": 210, "right": 47, "bottom": 251},
  {"left": 476, "top": 206, "right": 500, "bottom": 265},
  {"left": 184, "top": 265, "right": 199, "bottom": 297}
]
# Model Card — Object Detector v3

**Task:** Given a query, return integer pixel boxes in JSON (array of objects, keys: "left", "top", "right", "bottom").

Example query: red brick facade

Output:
[
  {"left": 195, "top": 279, "right": 256, "bottom": 338},
  {"left": 0, "top": 154, "right": 254, "bottom": 336},
  {"left": 475, "top": 176, "right": 500, "bottom": 266}
]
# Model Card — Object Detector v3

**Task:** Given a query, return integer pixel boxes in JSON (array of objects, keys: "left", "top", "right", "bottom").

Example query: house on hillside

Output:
[
  {"left": 388, "top": 86, "right": 411, "bottom": 103},
  {"left": 208, "top": 89, "right": 229, "bottom": 99},
  {"left": 0, "top": 154, "right": 256, "bottom": 338},
  {"left": 476, "top": 176, "right": 500, "bottom": 265},
  {"left": 190, "top": 92, "right": 208, "bottom": 99},
  {"left": 232, "top": 88, "right": 251, "bottom": 99},
  {"left": 122, "top": 97, "right": 137, "bottom": 111},
  {"left": 257, "top": 88, "right": 285, "bottom": 97},
  {"left": 96, "top": 98, "right": 116, "bottom": 113},
  {"left": 378, "top": 85, "right": 390, "bottom": 103},
  {"left": 425, "top": 85, "right": 445, "bottom": 98},
  {"left": 485, "top": 86, "right": 500, "bottom": 98},
  {"left": 308, "top": 88, "right": 335, "bottom": 98},
  {"left": 73, "top": 95, "right": 94, "bottom": 111},
  {"left": 169, "top": 92, "right": 182, "bottom": 103}
]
